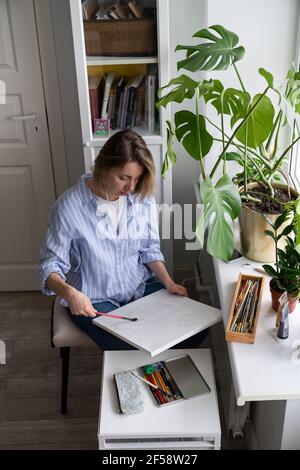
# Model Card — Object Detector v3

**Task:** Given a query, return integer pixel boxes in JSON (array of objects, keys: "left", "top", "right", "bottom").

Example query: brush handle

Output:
[{"left": 95, "top": 311, "right": 137, "bottom": 321}]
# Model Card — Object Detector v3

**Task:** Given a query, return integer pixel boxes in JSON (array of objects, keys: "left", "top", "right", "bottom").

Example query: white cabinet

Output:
[{"left": 69, "top": 0, "right": 172, "bottom": 270}]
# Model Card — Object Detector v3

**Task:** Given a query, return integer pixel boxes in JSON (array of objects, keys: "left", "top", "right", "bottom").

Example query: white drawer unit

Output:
[{"left": 98, "top": 348, "right": 221, "bottom": 450}]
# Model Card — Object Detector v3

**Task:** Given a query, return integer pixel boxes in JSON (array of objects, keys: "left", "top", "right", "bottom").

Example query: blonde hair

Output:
[{"left": 93, "top": 129, "right": 156, "bottom": 198}]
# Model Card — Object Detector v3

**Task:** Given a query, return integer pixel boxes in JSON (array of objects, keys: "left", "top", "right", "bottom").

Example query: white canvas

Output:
[{"left": 93, "top": 289, "right": 221, "bottom": 356}]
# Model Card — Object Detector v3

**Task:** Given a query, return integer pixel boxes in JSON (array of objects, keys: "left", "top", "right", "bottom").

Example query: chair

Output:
[{"left": 51, "top": 296, "right": 97, "bottom": 414}]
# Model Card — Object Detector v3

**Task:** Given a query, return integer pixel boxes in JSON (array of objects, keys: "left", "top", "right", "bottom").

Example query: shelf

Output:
[
  {"left": 86, "top": 56, "right": 159, "bottom": 66},
  {"left": 89, "top": 128, "right": 162, "bottom": 146}
]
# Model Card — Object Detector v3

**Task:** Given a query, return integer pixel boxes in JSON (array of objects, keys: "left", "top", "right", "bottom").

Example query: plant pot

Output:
[
  {"left": 239, "top": 183, "right": 298, "bottom": 263},
  {"left": 269, "top": 279, "right": 299, "bottom": 312}
]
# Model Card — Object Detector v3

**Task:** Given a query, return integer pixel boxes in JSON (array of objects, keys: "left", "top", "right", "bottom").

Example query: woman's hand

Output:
[
  {"left": 165, "top": 279, "right": 188, "bottom": 297},
  {"left": 66, "top": 288, "right": 97, "bottom": 317}
]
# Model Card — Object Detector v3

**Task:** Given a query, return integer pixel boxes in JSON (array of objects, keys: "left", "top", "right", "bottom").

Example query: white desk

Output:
[
  {"left": 98, "top": 349, "right": 221, "bottom": 450},
  {"left": 213, "top": 255, "right": 300, "bottom": 449}
]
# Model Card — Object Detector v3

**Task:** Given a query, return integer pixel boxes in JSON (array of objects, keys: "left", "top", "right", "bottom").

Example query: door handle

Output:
[{"left": 9, "top": 113, "right": 37, "bottom": 121}]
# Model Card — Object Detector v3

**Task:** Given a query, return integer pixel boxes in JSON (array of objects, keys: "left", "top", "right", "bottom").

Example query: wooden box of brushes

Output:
[{"left": 225, "top": 273, "right": 265, "bottom": 344}]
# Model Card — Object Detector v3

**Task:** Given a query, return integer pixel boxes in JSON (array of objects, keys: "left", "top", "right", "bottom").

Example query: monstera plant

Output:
[{"left": 157, "top": 25, "right": 300, "bottom": 261}]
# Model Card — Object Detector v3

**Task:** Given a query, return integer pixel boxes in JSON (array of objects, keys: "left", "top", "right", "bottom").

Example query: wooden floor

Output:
[
  {"left": 0, "top": 292, "right": 101, "bottom": 450},
  {"left": 0, "top": 291, "right": 247, "bottom": 450}
]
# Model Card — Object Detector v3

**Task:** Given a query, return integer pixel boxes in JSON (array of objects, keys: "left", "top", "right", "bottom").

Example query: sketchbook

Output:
[{"left": 92, "top": 289, "right": 221, "bottom": 356}]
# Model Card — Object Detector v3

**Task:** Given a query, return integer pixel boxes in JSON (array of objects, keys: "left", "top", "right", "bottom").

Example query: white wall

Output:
[
  {"left": 207, "top": 0, "right": 299, "bottom": 93},
  {"left": 205, "top": 0, "right": 300, "bottom": 175}
]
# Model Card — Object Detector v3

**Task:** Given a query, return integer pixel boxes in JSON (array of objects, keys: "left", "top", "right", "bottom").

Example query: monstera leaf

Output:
[
  {"left": 196, "top": 176, "right": 241, "bottom": 260},
  {"left": 174, "top": 110, "right": 213, "bottom": 160},
  {"left": 161, "top": 120, "right": 177, "bottom": 178},
  {"left": 157, "top": 76, "right": 214, "bottom": 109},
  {"left": 176, "top": 25, "right": 245, "bottom": 72},
  {"left": 203, "top": 79, "right": 250, "bottom": 116},
  {"left": 232, "top": 94, "right": 275, "bottom": 149},
  {"left": 259, "top": 67, "right": 274, "bottom": 88},
  {"left": 157, "top": 75, "right": 199, "bottom": 108}
]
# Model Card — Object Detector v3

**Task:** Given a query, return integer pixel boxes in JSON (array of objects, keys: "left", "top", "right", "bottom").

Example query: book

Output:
[
  {"left": 146, "top": 64, "right": 158, "bottom": 132},
  {"left": 95, "top": 6, "right": 113, "bottom": 20},
  {"left": 93, "top": 118, "right": 110, "bottom": 136},
  {"left": 107, "top": 76, "right": 119, "bottom": 123},
  {"left": 82, "top": 0, "right": 98, "bottom": 20},
  {"left": 111, "top": 75, "right": 125, "bottom": 130},
  {"left": 127, "top": 1, "right": 144, "bottom": 19},
  {"left": 108, "top": 8, "right": 119, "bottom": 20},
  {"left": 88, "top": 76, "right": 104, "bottom": 126},
  {"left": 114, "top": 370, "right": 144, "bottom": 414},
  {"left": 125, "top": 75, "right": 144, "bottom": 128},
  {"left": 116, "top": 79, "right": 128, "bottom": 129},
  {"left": 135, "top": 80, "right": 145, "bottom": 128},
  {"left": 93, "top": 289, "right": 221, "bottom": 356},
  {"left": 101, "top": 72, "right": 116, "bottom": 119},
  {"left": 110, "top": 3, "right": 132, "bottom": 20}
]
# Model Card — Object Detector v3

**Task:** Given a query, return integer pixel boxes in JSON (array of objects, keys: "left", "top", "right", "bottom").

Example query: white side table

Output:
[{"left": 98, "top": 348, "right": 221, "bottom": 450}]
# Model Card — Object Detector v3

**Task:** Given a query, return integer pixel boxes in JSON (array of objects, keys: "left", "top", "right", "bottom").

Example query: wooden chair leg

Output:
[{"left": 61, "top": 346, "right": 70, "bottom": 414}]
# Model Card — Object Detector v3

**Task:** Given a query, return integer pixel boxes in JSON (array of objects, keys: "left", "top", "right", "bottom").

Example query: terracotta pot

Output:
[
  {"left": 269, "top": 279, "right": 299, "bottom": 312},
  {"left": 238, "top": 183, "right": 298, "bottom": 263}
]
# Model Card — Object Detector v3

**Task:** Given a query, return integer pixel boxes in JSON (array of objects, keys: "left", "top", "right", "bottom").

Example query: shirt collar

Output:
[{"left": 78, "top": 173, "right": 134, "bottom": 206}]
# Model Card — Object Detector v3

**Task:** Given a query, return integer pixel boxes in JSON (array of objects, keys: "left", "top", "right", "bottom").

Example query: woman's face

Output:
[{"left": 106, "top": 162, "right": 144, "bottom": 197}]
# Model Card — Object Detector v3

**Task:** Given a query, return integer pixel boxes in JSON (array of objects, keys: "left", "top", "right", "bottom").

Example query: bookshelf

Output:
[
  {"left": 86, "top": 56, "right": 158, "bottom": 66},
  {"left": 69, "top": 0, "right": 172, "bottom": 271}
]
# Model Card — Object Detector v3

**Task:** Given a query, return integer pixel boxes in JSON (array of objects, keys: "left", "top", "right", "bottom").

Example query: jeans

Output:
[{"left": 69, "top": 278, "right": 208, "bottom": 350}]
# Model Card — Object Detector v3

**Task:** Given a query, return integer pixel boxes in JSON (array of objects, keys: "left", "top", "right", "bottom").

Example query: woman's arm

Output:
[
  {"left": 39, "top": 202, "right": 96, "bottom": 317},
  {"left": 147, "top": 260, "right": 188, "bottom": 296},
  {"left": 47, "top": 273, "right": 97, "bottom": 317}
]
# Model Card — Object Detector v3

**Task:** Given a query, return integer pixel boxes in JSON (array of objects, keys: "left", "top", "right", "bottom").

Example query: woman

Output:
[{"left": 39, "top": 129, "right": 207, "bottom": 349}]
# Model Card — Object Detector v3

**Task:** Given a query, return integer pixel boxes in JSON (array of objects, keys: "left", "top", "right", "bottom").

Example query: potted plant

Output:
[
  {"left": 262, "top": 197, "right": 300, "bottom": 312},
  {"left": 157, "top": 25, "right": 300, "bottom": 262}
]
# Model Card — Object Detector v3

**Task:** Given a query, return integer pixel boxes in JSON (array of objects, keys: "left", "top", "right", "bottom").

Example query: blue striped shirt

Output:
[{"left": 39, "top": 173, "right": 164, "bottom": 307}]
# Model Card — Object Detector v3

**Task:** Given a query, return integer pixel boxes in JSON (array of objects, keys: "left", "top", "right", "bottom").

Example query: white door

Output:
[{"left": 0, "top": 0, "right": 56, "bottom": 290}]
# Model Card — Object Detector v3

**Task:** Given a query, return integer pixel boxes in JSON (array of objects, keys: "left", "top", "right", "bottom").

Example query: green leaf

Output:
[
  {"left": 157, "top": 74, "right": 199, "bottom": 109},
  {"left": 273, "top": 210, "right": 289, "bottom": 230},
  {"left": 174, "top": 110, "right": 213, "bottom": 160},
  {"left": 259, "top": 68, "right": 274, "bottom": 88},
  {"left": 196, "top": 175, "right": 241, "bottom": 260},
  {"left": 233, "top": 94, "right": 275, "bottom": 149},
  {"left": 203, "top": 79, "right": 250, "bottom": 116},
  {"left": 161, "top": 120, "right": 177, "bottom": 177},
  {"left": 274, "top": 82, "right": 300, "bottom": 129},
  {"left": 176, "top": 25, "right": 245, "bottom": 72},
  {"left": 222, "top": 152, "right": 244, "bottom": 166},
  {"left": 264, "top": 229, "right": 276, "bottom": 241},
  {"left": 262, "top": 264, "right": 278, "bottom": 278},
  {"left": 280, "top": 224, "right": 294, "bottom": 237},
  {"left": 161, "top": 157, "right": 168, "bottom": 178}
]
